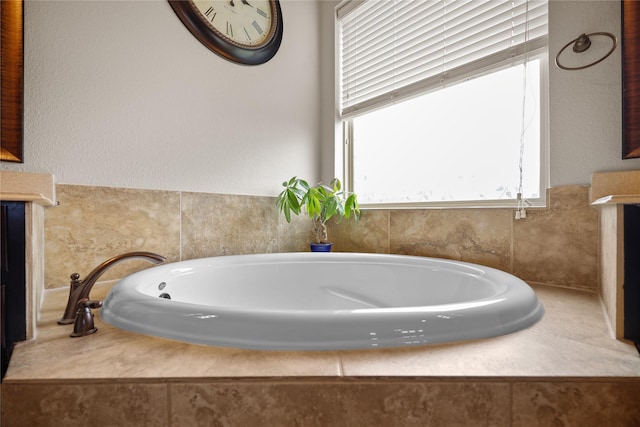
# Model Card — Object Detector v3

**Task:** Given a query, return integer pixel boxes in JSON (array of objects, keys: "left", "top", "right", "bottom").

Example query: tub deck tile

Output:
[
  {"left": 3, "top": 282, "right": 640, "bottom": 426},
  {"left": 338, "top": 285, "right": 640, "bottom": 377},
  {"left": 3, "top": 282, "right": 640, "bottom": 381}
]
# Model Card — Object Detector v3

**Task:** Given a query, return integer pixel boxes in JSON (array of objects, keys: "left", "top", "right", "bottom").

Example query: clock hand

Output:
[
  {"left": 229, "top": 0, "right": 235, "bottom": 6},
  {"left": 242, "top": 0, "right": 254, "bottom": 6}
]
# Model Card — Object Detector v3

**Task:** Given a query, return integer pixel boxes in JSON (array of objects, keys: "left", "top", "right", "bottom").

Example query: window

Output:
[{"left": 337, "top": 0, "right": 548, "bottom": 207}]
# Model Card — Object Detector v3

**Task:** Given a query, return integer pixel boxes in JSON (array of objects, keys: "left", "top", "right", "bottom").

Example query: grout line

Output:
[
  {"left": 337, "top": 355, "right": 345, "bottom": 377},
  {"left": 598, "top": 291, "right": 617, "bottom": 340},
  {"left": 387, "top": 210, "right": 391, "bottom": 254},
  {"left": 510, "top": 210, "right": 515, "bottom": 274},
  {"left": 508, "top": 381, "right": 514, "bottom": 426},
  {"left": 167, "top": 382, "right": 172, "bottom": 426},
  {"left": 178, "top": 192, "right": 183, "bottom": 261},
  {"left": 276, "top": 201, "right": 281, "bottom": 253}
]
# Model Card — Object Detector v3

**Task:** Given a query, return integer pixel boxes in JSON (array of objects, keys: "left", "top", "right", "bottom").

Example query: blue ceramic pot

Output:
[{"left": 309, "top": 243, "right": 333, "bottom": 252}]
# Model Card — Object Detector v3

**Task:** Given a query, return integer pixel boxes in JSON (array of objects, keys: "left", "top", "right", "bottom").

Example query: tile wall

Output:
[
  {"left": 4, "top": 379, "right": 640, "bottom": 426},
  {"left": 6, "top": 379, "right": 640, "bottom": 427},
  {"left": 44, "top": 184, "right": 598, "bottom": 293},
  {"left": 6, "top": 183, "right": 634, "bottom": 427}
]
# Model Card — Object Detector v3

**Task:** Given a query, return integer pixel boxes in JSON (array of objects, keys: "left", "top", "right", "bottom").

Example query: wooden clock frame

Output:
[{"left": 168, "top": 0, "right": 283, "bottom": 66}]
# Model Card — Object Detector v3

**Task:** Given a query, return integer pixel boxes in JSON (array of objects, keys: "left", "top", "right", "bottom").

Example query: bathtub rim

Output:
[
  {"left": 100, "top": 252, "right": 545, "bottom": 351},
  {"left": 113, "top": 252, "right": 520, "bottom": 313}
]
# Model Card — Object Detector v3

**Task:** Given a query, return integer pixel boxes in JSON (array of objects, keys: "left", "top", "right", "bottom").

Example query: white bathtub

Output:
[{"left": 100, "top": 252, "right": 544, "bottom": 351}]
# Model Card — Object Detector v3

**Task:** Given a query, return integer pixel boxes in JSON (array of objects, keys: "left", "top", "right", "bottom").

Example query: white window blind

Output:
[{"left": 338, "top": 0, "right": 548, "bottom": 117}]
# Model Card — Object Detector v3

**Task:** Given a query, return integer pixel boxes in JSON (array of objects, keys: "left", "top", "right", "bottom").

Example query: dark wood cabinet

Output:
[
  {"left": 624, "top": 205, "right": 640, "bottom": 342},
  {"left": 1, "top": 201, "right": 26, "bottom": 380}
]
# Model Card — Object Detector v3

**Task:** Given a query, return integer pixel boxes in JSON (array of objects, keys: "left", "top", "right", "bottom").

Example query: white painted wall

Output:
[
  {"left": 548, "top": 0, "right": 640, "bottom": 186},
  {"left": 5, "top": 0, "right": 321, "bottom": 195},
  {"left": 3, "top": 0, "right": 639, "bottom": 195}
]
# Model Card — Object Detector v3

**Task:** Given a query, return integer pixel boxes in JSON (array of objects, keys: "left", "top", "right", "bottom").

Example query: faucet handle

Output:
[
  {"left": 82, "top": 299, "right": 103, "bottom": 310},
  {"left": 70, "top": 272, "right": 81, "bottom": 284},
  {"left": 69, "top": 298, "right": 101, "bottom": 338}
]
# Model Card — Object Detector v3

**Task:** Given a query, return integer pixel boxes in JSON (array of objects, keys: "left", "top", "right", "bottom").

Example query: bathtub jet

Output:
[{"left": 100, "top": 252, "right": 544, "bottom": 351}]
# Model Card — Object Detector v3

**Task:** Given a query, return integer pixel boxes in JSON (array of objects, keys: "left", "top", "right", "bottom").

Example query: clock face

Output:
[
  {"left": 169, "top": 0, "right": 283, "bottom": 65},
  {"left": 191, "top": 0, "right": 275, "bottom": 49}
]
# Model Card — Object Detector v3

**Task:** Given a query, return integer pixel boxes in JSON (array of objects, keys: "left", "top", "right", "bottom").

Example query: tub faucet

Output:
[{"left": 58, "top": 251, "right": 166, "bottom": 325}]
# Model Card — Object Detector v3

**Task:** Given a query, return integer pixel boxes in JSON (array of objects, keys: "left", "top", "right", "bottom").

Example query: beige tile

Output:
[
  {"left": 12, "top": 283, "right": 639, "bottom": 382},
  {"left": 599, "top": 204, "right": 623, "bottom": 336},
  {"left": 513, "top": 186, "right": 598, "bottom": 290},
  {"left": 27, "top": 202, "right": 46, "bottom": 337},
  {"left": 42, "top": 183, "right": 602, "bottom": 295},
  {"left": 548, "top": 184, "right": 594, "bottom": 211},
  {"left": 5, "top": 273, "right": 640, "bottom": 427},
  {"left": 591, "top": 170, "right": 640, "bottom": 202},
  {"left": 389, "top": 208, "right": 513, "bottom": 271},
  {"left": 338, "top": 285, "right": 640, "bottom": 377},
  {"left": 170, "top": 381, "right": 510, "bottom": 427},
  {"left": 278, "top": 207, "right": 316, "bottom": 252},
  {"left": 44, "top": 184, "right": 181, "bottom": 289},
  {"left": 181, "top": 192, "right": 279, "bottom": 259},
  {"left": 6, "top": 286, "right": 343, "bottom": 380},
  {"left": 529, "top": 286, "right": 632, "bottom": 354},
  {"left": 277, "top": 206, "right": 386, "bottom": 253},
  {"left": 6, "top": 328, "right": 343, "bottom": 380},
  {"left": 1, "top": 382, "right": 168, "bottom": 427},
  {"left": 12, "top": 275, "right": 638, "bottom": 383},
  {"left": 338, "top": 331, "right": 640, "bottom": 378},
  {"left": 513, "top": 381, "right": 640, "bottom": 426},
  {"left": 6, "top": 332, "right": 341, "bottom": 380},
  {"left": 327, "top": 209, "right": 390, "bottom": 253}
]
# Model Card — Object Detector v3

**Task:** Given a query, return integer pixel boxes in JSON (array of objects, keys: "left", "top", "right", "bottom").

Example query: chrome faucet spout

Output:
[{"left": 58, "top": 251, "right": 166, "bottom": 325}]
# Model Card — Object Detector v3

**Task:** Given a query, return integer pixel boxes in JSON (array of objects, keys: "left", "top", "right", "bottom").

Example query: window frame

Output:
[{"left": 336, "top": 1, "right": 550, "bottom": 210}]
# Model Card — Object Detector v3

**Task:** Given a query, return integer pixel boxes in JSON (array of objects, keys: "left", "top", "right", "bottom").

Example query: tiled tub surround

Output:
[
  {"left": 6, "top": 183, "right": 633, "bottom": 425},
  {"left": 590, "top": 170, "right": 640, "bottom": 340},
  {"left": 44, "top": 184, "right": 598, "bottom": 293},
  {"left": 2, "top": 280, "right": 639, "bottom": 425},
  {"left": 0, "top": 171, "right": 56, "bottom": 337}
]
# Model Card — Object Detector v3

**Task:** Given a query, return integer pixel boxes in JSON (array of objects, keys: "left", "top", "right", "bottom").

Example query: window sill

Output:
[{"left": 359, "top": 198, "right": 547, "bottom": 210}]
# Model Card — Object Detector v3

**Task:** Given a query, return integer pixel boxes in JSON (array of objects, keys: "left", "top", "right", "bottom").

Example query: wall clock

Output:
[{"left": 168, "top": 0, "right": 283, "bottom": 65}]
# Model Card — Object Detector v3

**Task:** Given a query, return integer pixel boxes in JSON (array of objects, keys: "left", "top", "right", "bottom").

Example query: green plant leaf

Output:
[
  {"left": 344, "top": 194, "right": 360, "bottom": 220},
  {"left": 331, "top": 178, "right": 341, "bottom": 193},
  {"left": 276, "top": 176, "right": 307, "bottom": 223},
  {"left": 298, "top": 179, "right": 310, "bottom": 191},
  {"left": 291, "top": 193, "right": 303, "bottom": 214},
  {"left": 277, "top": 176, "right": 359, "bottom": 231},
  {"left": 325, "top": 197, "right": 338, "bottom": 221},
  {"left": 283, "top": 204, "right": 292, "bottom": 223},
  {"left": 308, "top": 192, "right": 322, "bottom": 218}
]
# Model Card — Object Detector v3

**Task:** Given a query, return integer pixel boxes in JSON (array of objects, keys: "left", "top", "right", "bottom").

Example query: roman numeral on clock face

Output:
[
  {"left": 252, "top": 20, "right": 263, "bottom": 35},
  {"left": 204, "top": 6, "right": 216, "bottom": 22}
]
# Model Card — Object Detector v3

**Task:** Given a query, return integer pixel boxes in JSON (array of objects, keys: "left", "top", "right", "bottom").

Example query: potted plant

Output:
[{"left": 276, "top": 176, "right": 360, "bottom": 252}]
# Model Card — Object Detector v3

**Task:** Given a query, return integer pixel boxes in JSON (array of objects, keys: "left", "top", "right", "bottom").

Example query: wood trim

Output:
[
  {"left": 0, "top": 0, "right": 24, "bottom": 163},
  {"left": 622, "top": 0, "right": 640, "bottom": 159}
]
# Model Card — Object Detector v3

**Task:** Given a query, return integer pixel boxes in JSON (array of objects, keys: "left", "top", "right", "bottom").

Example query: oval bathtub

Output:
[{"left": 100, "top": 252, "right": 544, "bottom": 351}]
